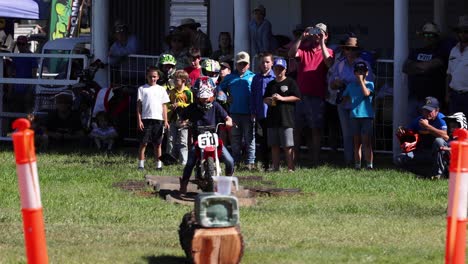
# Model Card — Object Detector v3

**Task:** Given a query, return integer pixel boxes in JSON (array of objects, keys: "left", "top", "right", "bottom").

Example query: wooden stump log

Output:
[{"left": 179, "top": 212, "right": 244, "bottom": 264}]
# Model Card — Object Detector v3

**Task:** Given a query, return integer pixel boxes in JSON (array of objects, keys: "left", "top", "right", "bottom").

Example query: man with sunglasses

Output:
[
  {"left": 403, "top": 22, "right": 449, "bottom": 122},
  {"left": 288, "top": 23, "right": 334, "bottom": 166},
  {"left": 447, "top": 15, "right": 468, "bottom": 118}
]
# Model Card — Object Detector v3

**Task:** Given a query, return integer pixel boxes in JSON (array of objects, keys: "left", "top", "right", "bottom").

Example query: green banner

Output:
[
  {"left": 67, "top": 0, "right": 84, "bottom": 38},
  {"left": 49, "top": 0, "right": 72, "bottom": 40}
]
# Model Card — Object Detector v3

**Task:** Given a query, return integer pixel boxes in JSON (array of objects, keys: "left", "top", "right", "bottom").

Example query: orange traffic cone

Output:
[
  {"left": 12, "top": 118, "right": 48, "bottom": 264},
  {"left": 445, "top": 128, "right": 468, "bottom": 264}
]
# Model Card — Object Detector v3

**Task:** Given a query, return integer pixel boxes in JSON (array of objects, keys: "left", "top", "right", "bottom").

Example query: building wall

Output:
[{"left": 302, "top": 0, "right": 465, "bottom": 59}]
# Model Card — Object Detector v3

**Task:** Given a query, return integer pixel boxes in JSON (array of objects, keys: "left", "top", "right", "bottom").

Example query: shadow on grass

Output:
[{"left": 143, "top": 255, "right": 189, "bottom": 264}]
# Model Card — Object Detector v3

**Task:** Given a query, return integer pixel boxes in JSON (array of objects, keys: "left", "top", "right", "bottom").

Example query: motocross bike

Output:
[{"left": 188, "top": 123, "right": 225, "bottom": 192}]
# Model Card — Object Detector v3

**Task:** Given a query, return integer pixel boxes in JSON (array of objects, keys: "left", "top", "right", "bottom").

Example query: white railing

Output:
[{"left": 0, "top": 52, "right": 88, "bottom": 141}]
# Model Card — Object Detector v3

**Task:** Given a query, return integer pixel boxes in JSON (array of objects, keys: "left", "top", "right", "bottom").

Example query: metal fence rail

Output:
[
  {"left": 109, "top": 54, "right": 161, "bottom": 140},
  {"left": 0, "top": 52, "right": 87, "bottom": 140}
]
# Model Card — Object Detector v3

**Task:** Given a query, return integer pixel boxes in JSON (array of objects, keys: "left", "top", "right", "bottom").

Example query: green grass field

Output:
[{"left": 0, "top": 146, "right": 450, "bottom": 264}]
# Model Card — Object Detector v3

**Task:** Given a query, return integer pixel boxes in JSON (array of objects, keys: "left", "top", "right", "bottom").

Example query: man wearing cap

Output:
[
  {"left": 446, "top": 15, "right": 468, "bottom": 118},
  {"left": 108, "top": 23, "right": 138, "bottom": 66},
  {"left": 218, "top": 51, "right": 256, "bottom": 169},
  {"left": 403, "top": 22, "right": 449, "bottom": 120},
  {"left": 249, "top": 4, "right": 278, "bottom": 56},
  {"left": 288, "top": 23, "right": 334, "bottom": 165},
  {"left": 178, "top": 18, "right": 212, "bottom": 57},
  {"left": 7, "top": 35, "right": 37, "bottom": 113},
  {"left": 395, "top": 96, "right": 449, "bottom": 178}
]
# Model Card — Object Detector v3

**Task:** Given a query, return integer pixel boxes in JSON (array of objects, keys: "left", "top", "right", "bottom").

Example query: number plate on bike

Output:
[{"left": 198, "top": 133, "right": 218, "bottom": 149}]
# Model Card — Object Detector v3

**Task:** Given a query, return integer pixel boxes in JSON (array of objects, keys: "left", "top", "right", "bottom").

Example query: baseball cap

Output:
[
  {"left": 220, "top": 61, "right": 231, "bottom": 70},
  {"left": 273, "top": 58, "right": 287, "bottom": 69},
  {"left": 315, "top": 23, "right": 328, "bottom": 34},
  {"left": 235, "top": 51, "right": 250, "bottom": 64},
  {"left": 421, "top": 22, "right": 440, "bottom": 35},
  {"left": 422, "top": 96, "right": 439, "bottom": 111},
  {"left": 353, "top": 61, "right": 368, "bottom": 72}
]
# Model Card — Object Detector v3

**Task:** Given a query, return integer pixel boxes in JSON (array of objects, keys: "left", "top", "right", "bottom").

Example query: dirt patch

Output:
[{"left": 113, "top": 180, "right": 154, "bottom": 197}]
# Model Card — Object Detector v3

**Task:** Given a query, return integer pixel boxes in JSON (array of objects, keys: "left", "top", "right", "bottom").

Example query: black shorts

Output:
[{"left": 139, "top": 119, "right": 164, "bottom": 145}]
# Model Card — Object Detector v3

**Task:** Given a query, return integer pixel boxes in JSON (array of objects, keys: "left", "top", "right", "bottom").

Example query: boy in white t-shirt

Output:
[{"left": 137, "top": 66, "right": 170, "bottom": 170}]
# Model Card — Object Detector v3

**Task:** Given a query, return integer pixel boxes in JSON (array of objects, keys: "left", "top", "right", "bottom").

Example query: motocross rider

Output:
[{"left": 178, "top": 79, "right": 234, "bottom": 194}]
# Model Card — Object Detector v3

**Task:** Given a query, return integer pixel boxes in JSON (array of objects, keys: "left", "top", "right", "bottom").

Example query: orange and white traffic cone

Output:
[
  {"left": 12, "top": 118, "right": 48, "bottom": 264},
  {"left": 445, "top": 128, "right": 468, "bottom": 264}
]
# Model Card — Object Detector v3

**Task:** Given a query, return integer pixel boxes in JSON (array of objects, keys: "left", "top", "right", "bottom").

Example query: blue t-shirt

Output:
[
  {"left": 343, "top": 81, "right": 375, "bottom": 118},
  {"left": 408, "top": 112, "right": 447, "bottom": 148},
  {"left": 218, "top": 70, "right": 255, "bottom": 114}
]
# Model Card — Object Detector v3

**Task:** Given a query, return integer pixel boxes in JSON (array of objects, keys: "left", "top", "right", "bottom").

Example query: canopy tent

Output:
[{"left": 0, "top": 0, "right": 39, "bottom": 19}]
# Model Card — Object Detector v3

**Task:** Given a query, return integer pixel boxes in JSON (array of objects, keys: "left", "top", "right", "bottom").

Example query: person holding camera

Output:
[
  {"left": 288, "top": 23, "right": 334, "bottom": 166},
  {"left": 328, "top": 35, "right": 374, "bottom": 166},
  {"left": 342, "top": 62, "right": 375, "bottom": 170}
]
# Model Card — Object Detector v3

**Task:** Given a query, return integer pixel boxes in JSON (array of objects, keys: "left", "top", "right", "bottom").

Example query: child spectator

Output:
[
  {"left": 263, "top": 58, "right": 301, "bottom": 172},
  {"left": 90, "top": 111, "right": 118, "bottom": 152},
  {"left": 251, "top": 52, "right": 275, "bottom": 171},
  {"left": 184, "top": 48, "right": 202, "bottom": 87},
  {"left": 158, "top": 53, "right": 177, "bottom": 90},
  {"left": 168, "top": 70, "right": 193, "bottom": 165},
  {"left": 342, "top": 62, "right": 375, "bottom": 169},
  {"left": 42, "top": 93, "right": 86, "bottom": 148},
  {"left": 136, "top": 66, "right": 170, "bottom": 170}
]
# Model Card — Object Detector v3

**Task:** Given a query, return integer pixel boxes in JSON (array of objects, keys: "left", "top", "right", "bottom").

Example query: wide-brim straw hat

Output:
[
  {"left": 178, "top": 18, "right": 201, "bottom": 28},
  {"left": 453, "top": 15, "right": 468, "bottom": 31}
]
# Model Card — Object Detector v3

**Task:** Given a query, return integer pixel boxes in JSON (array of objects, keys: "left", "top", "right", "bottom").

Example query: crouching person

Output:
[
  {"left": 41, "top": 93, "right": 86, "bottom": 149},
  {"left": 395, "top": 96, "right": 449, "bottom": 178}
]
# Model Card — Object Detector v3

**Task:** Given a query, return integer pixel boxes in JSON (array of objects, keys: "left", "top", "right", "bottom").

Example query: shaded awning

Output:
[{"left": 0, "top": 0, "right": 39, "bottom": 19}]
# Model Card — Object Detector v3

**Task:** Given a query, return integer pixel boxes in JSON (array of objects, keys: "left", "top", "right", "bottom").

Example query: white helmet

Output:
[{"left": 444, "top": 112, "right": 467, "bottom": 129}]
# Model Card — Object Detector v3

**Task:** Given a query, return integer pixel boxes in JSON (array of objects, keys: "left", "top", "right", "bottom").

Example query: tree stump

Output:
[{"left": 179, "top": 212, "right": 244, "bottom": 264}]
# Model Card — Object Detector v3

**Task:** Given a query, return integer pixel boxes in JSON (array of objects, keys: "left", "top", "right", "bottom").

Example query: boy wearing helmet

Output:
[
  {"left": 178, "top": 82, "right": 234, "bottom": 194},
  {"left": 201, "top": 59, "right": 221, "bottom": 83},
  {"left": 158, "top": 54, "right": 177, "bottom": 90},
  {"left": 395, "top": 96, "right": 449, "bottom": 178}
]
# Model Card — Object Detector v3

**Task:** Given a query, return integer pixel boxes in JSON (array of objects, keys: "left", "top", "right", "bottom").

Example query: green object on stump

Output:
[{"left": 195, "top": 193, "right": 239, "bottom": 228}]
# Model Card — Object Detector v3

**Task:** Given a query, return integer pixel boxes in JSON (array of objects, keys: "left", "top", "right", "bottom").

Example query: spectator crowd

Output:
[{"left": 4, "top": 6, "right": 468, "bottom": 180}]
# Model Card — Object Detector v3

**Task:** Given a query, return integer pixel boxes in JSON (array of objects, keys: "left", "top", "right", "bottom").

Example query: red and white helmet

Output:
[{"left": 397, "top": 129, "right": 419, "bottom": 153}]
